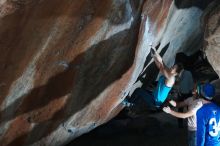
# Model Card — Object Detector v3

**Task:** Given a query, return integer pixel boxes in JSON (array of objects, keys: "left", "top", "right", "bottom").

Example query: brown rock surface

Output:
[
  {"left": 0, "top": 0, "right": 217, "bottom": 146},
  {"left": 0, "top": 0, "right": 144, "bottom": 145},
  {"left": 203, "top": 0, "right": 220, "bottom": 77}
]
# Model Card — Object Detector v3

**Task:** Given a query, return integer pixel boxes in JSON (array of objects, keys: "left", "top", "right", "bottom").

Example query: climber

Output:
[
  {"left": 124, "top": 47, "right": 183, "bottom": 110},
  {"left": 150, "top": 47, "right": 184, "bottom": 106}
]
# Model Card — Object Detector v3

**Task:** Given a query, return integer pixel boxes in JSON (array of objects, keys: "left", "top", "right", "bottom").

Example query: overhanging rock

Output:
[{"left": 0, "top": 0, "right": 217, "bottom": 146}]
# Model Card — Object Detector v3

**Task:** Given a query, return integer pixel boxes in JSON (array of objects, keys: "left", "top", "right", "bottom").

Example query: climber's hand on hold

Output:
[{"left": 150, "top": 47, "right": 156, "bottom": 57}]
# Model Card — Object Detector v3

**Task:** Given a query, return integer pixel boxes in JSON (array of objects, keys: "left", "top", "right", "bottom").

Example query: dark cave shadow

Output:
[
  {"left": 1, "top": 12, "right": 142, "bottom": 146},
  {"left": 175, "top": 51, "right": 219, "bottom": 82},
  {"left": 72, "top": 116, "right": 160, "bottom": 139},
  {"left": 66, "top": 113, "right": 183, "bottom": 146},
  {"left": 174, "top": 0, "right": 215, "bottom": 10}
]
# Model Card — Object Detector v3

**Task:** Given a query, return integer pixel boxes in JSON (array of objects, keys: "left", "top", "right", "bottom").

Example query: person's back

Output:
[{"left": 197, "top": 102, "right": 220, "bottom": 146}]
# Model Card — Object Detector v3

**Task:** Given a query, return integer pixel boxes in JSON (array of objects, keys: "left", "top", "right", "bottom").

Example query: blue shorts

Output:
[{"left": 133, "top": 88, "right": 156, "bottom": 109}]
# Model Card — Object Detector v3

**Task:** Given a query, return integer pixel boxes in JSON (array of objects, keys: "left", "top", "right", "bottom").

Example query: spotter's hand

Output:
[{"left": 163, "top": 106, "right": 171, "bottom": 114}]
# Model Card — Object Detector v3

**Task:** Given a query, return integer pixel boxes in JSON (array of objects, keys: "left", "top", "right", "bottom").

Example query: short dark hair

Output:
[{"left": 175, "top": 62, "right": 184, "bottom": 74}]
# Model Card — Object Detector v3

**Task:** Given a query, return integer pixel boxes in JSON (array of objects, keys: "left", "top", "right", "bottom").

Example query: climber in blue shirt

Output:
[
  {"left": 196, "top": 83, "right": 220, "bottom": 146},
  {"left": 125, "top": 47, "right": 183, "bottom": 109},
  {"left": 148, "top": 47, "right": 183, "bottom": 107}
]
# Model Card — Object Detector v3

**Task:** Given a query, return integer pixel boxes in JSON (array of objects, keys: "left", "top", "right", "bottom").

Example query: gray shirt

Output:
[{"left": 178, "top": 70, "right": 194, "bottom": 94}]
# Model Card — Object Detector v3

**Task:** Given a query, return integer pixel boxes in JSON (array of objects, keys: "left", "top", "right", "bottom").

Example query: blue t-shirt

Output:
[
  {"left": 153, "top": 75, "right": 172, "bottom": 106},
  {"left": 197, "top": 103, "right": 220, "bottom": 146}
]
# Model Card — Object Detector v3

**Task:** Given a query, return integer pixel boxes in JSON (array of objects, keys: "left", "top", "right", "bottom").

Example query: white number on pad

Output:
[{"left": 209, "top": 118, "right": 220, "bottom": 137}]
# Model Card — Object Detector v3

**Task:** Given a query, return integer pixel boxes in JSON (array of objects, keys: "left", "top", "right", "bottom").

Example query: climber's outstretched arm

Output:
[{"left": 151, "top": 48, "right": 171, "bottom": 79}]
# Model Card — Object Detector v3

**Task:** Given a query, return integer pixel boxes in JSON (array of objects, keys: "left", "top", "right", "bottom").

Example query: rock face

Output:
[
  {"left": 131, "top": 0, "right": 206, "bottom": 92},
  {"left": 203, "top": 0, "right": 220, "bottom": 77},
  {"left": 0, "top": 0, "right": 218, "bottom": 146},
  {"left": 0, "top": 0, "right": 144, "bottom": 146}
]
